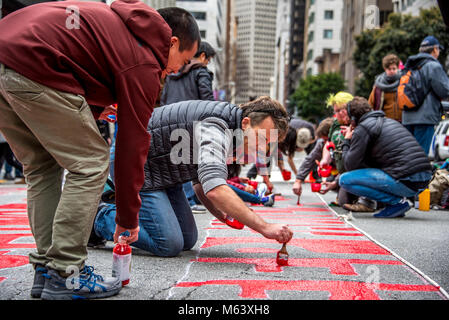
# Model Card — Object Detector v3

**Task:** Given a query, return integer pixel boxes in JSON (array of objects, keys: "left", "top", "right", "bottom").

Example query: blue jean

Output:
[
  {"left": 404, "top": 124, "right": 435, "bottom": 155},
  {"left": 94, "top": 184, "right": 198, "bottom": 257},
  {"left": 182, "top": 181, "right": 200, "bottom": 206},
  {"left": 339, "top": 169, "right": 417, "bottom": 205},
  {"left": 228, "top": 184, "right": 262, "bottom": 204}
]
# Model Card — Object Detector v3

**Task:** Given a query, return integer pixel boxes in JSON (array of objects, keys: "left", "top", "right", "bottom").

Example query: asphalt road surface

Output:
[{"left": 0, "top": 159, "right": 448, "bottom": 301}]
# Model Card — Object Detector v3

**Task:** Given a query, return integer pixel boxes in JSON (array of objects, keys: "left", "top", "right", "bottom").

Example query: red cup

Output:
[
  {"left": 225, "top": 217, "right": 244, "bottom": 230},
  {"left": 248, "top": 180, "right": 258, "bottom": 189},
  {"left": 318, "top": 164, "right": 332, "bottom": 178},
  {"left": 311, "top": 183, "right": 322, "bottom": 192},
  {"left": 281, "top": 170, "right": 291, "bottom": 181}
]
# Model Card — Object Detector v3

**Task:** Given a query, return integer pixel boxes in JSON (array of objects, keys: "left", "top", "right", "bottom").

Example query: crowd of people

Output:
[{"left": 0, "top": 0, "right": 448, "bottom": 301}]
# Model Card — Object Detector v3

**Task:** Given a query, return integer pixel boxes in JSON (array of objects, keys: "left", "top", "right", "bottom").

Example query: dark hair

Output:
[
  {"left": 157, "top": 7, "right": 201, "bottom": 52},
  {"left": 279, "top": 127, "right": 298, "bottom": 157},
  {"left": 315, "top": 117, "right": 334, "bottom": 138},
  {"left": 346, "top": 97, "right": 372, "bottom": 124},
  {"left": 194, "top": 41, "right": 216, "bottom": 59},
  {"left": 227, "top": 163, "right": 242, "bottom": 179},
  {"left": 382, "top": 54, "right": 400, "bottom": 69},
  {"left": 239, "top": 96, "right": 290, "bottom": 140}
]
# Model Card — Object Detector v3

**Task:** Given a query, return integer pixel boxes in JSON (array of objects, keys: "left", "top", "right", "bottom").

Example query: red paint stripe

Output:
[
  {"left": 201, "top": 237, "right": 390, "bottom": 255},
  {"left": 0, "top": 233, "right": 35, "bottom": 249},
  {"left": 0, "top": 204, "right": 27, "bottom": 209},
  {"left": 194, "top": 257, "right": 403, "bottom": 275},
  {"left": 253, "top": 208, "right": 330, "bottom": 213},
  {"left": 176, "top": 279, "right": 439, "bottom": 300},
  {"left": 0, "top": 250, "right": 29, "bottom": 270}
]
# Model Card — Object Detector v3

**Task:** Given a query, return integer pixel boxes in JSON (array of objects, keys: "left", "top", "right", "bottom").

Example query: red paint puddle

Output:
[
  {"left": 176, "top": 279, "right": 439, "bottom": 300},
  {"left": 0, "top": 250, "right": 29, "bottom": 270},
  {"left": 193, "top": 257, "right": 403, "bottom": 275},
  {"left": 201, "top": 237, "right": 390, "bottom": 255}
]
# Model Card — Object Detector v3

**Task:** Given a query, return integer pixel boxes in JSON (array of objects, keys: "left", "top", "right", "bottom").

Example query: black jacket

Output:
[
  {"left": 342, "top": 111, "right": 431, "bottom": 180},
  {"left": 160, "top": 61, "right": 214, "bottom": 105}
]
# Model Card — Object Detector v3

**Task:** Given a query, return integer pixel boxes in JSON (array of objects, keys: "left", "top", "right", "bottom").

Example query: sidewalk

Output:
[{"left": 0, "top": 170, "right": 448, "bottom": 300}]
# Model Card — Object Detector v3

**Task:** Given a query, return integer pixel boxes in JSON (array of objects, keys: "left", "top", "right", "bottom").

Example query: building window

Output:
[
  {"left": 190, "top": 11, "right": 207, "bottom": 20},
  {"left": 307, "top": 49, "right": 313, "bottom": 61},
  {"left": 324, "top": 10, "right": 334, "bottom": 20},
  {"left": 309, "top": 12, "right": 315, "bottom": 24},
  {"left": 323, "top": 29, "right": 333, "bottom": 39},
  {"left": 308, "top": 31, "right": 314, "bottom": 43},
  {"left": 200, "top": 30, "right": 206, "bottom": 38}
]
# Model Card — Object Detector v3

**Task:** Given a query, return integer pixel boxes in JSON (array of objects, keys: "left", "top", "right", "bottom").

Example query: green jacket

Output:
[{"left": 328, "top": 119, "right": 345, "bottom": 174}]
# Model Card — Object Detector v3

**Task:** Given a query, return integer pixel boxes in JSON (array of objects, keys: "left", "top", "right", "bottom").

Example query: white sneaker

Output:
[{"left": 256, "top": 183, "right": 268, "bottom": 198}]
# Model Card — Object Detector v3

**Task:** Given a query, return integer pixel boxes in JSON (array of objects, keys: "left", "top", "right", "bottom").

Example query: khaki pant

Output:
[{"left": 0, "top": 64, "right": 109, "bottom": 274}]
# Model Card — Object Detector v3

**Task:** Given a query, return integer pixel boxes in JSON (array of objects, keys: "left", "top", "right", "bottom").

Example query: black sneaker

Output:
[
  {"left": 87, "top": 203, "right": 108, "bottom": 248},
  {"left": 41, "top": 266, "right": 121, "bottom": 300},
  {"left": 31, "top": 265, "right": 47, "bottom": 298}
]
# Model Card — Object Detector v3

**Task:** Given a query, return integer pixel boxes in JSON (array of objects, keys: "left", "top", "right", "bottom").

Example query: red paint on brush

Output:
[{"left": 276, "top": 243, "right": 289, "bottom": 266}]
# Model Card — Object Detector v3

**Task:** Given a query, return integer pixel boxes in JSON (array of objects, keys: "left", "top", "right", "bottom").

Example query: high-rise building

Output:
[
  {"left": 273, "top": 0, "right": 291, "bottom": 108},
  {"left": 339, "top": 0, "right": 393, "bottom": 94},
  {"left": 234, "top": 0, "right": 277, "bottom": 104},
  {"left": 302, "top": 0, "right": 343, "bottom": 77},
  {"left": 176, "top": 0, "right": 220, "bottom": 84},
  {"left": 287, "top": 0, "right": 306, "bottom": 111}
]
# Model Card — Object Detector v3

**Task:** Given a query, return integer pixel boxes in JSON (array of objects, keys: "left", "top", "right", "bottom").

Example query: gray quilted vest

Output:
[{"left": 141, "top": 100, "right": 243, "bottom": 191}]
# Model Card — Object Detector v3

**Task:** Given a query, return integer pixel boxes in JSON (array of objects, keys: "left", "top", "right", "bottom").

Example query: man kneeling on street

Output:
[
  {"left": 339, "top": 97, "right": 432, "bottom": 218},
  {"left": 91, "top": 97, "right": 294, "bottom": 256}
]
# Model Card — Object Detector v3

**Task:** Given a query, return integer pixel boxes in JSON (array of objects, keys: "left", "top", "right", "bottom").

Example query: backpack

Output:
[{"left": 397, "top": 58, "right": 431, "bottom": 111}]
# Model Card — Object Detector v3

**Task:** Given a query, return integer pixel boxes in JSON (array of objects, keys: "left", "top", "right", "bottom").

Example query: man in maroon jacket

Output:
[{"left": 0, "top": 0, "right": 200, "bottom": 299}]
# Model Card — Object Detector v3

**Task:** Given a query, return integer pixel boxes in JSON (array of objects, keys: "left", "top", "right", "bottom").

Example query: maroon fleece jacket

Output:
[{"left": 0, "top": 0, "right": 171, "bottom": 229}]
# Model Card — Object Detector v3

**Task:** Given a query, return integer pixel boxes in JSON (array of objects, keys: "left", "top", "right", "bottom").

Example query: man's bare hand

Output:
[
  {"left": 113, "top": 224, "right": 139, "bottom": 244},
  {"left": 260, "top": 224, "right": 293, "bottom": 244}
]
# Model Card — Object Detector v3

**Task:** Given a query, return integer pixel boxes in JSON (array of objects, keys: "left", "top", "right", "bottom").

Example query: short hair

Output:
[
  {"left": 157, "top": 7, "right": 201, "bottom": 52},
  {"left": 315, "top": 117, "right": 334, "bottom": 138},
  {"left": 326, "top": 91, "right": 354, "bottom": 110},
  {"left": 382, "top": 54, "right": 400, "bottom": 69},
  {"left": 419, "top": 45, "right": 438, "bottom": 54},
  {"left": 194, "top": 41, "right": 216, "bottom": 59},
  {"left": 347, "top": 96, "right": 372, "bottom": 124},
  {"left": 239, "top": 96, "right": 289, "bottom": 140}
]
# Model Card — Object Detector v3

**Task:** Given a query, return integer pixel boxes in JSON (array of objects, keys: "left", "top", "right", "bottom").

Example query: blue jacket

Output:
[{"left": 402, "top": 53, "right": 449, "bottom": 126}]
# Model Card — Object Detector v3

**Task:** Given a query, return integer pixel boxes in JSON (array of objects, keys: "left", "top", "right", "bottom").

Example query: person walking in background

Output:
[
  {"left": 368, "top": 54, "right": 402, "bottom": 122},
  {"left": 0, "top": 0, "right": 200, "bottom": 299},
  {"left": 401, "top": 36, "right": 449, "bottom": 154}
]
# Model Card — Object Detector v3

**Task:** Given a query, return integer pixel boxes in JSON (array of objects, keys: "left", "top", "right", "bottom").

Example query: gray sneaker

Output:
[
  {"left": 31, "top": 265, "right": 47, "bottom": 298},
  {"left": 41, "top": 266, "right": 121, "bottom": 300},
  {"left": 191, "top": 205, "right": 207, "bottom": 214}
]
